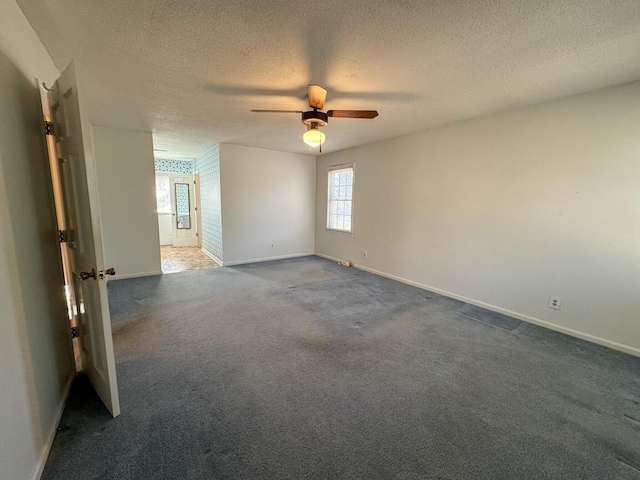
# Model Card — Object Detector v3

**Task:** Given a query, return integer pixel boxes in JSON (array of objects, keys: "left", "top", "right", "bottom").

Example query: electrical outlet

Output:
[
  {"left": 362, "top": 251, "right": 368, "bottom": 259},
  {"left": 548, "top": 295, "right": 562, "bottom": 310},
  {"left": 270, "top": 243, "right": 274, "bottom": 250}
]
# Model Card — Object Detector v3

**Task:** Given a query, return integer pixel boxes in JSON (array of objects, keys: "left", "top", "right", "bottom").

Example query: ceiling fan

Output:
[{"left": 251, "top": 85, "right": 378, "bottom": 150}]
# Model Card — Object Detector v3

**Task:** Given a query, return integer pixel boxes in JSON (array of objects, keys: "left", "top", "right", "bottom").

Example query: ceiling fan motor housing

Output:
[{"left": 302, "top": 110, "right": 328, "bottom": 127}]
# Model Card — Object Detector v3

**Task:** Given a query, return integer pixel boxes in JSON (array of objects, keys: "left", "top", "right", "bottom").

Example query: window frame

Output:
[{"left": 326, "top": 163, "right": 355, "bottom": 234}]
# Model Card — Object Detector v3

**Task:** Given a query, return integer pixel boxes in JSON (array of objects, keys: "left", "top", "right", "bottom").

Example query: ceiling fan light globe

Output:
[{"left": 303, "top": 128, "right": 326, "bottom": 147}]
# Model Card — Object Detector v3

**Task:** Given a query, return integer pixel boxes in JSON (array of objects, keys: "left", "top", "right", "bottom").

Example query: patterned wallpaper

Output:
[
  {"left": 193, "top": 145, "right": 223, "bottom": 261},
  {"left": 154, "top": 158, "right": 194, "bottom": 174}
]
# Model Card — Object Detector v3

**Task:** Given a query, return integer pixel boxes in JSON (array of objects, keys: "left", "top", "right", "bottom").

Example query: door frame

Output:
[{"left": 194, "top": 173, "right": 202, "bottom": 248}]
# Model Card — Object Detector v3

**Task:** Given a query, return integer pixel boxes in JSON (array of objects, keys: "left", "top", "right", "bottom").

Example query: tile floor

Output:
[{"left": 160, "top": 246, "right": 219, "bottom": 274}]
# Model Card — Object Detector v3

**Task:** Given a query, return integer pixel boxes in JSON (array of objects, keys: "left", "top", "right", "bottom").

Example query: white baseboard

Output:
[
  {"left": 314, "top": 253, "right": 640, "bottom": 358},
  {"left": 201, "top": 247, "right": 222, "bottom": 266},
  {"left": 223, "top": 252, "right": 314, "bottom": 267},
  {"left": 111, "top": 270, "right": 163, "bottom": 280},
  {"left": 30, "top": 372, "right": 75, "bottom": 480},
  {"left": 314, "top": 253, "right": 348, "bottom": 264}
]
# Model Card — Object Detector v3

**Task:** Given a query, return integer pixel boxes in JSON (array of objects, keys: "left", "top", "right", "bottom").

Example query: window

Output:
[
  {"left": 327, "top": 165, "right": 354, "bottom": 232},
  {"left": 155, "top": 175, "right": 171, "bottom": 214}
]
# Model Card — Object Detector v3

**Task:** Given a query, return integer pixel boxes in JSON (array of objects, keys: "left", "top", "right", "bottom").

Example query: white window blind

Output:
[
  {"left": 155, "top": 175, "right": 171, "bottom": 214},
  {"left": 327, "top": 166, "right": 354, "bottom": 232}
]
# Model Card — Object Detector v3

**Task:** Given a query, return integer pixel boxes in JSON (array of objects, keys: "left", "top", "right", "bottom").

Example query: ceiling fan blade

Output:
[
  {"left": 327, "top": 110, "right": 379, "bottom": 119},
  {"left": 308, "top": 84, "right": 327, "bottom": 110},
  {"left": 251, "top": 109, "right": 303, "bottom": 113}
]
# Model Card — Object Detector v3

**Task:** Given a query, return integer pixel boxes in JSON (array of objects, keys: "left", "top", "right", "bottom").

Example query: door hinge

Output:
[
  {"left": 196, "top": 233, "right": 199, "bottom": 237},
  {"left": 58, "top": 229, "right": 67, "bottom": 243},
  {"left": 70, "top": 326, "right": 78, "bottom": 339},
  {"left": 44, "top": 121, "right": 54, "bottom": 136}
]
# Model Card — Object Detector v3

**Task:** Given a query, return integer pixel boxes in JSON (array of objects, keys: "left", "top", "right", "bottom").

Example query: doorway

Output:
[{"left": 154, "top": 166, "right": 218, "bottom": 273}]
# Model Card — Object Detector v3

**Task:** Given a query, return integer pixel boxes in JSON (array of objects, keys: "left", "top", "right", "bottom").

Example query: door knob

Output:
[{"left": 79, "top": 269, "right": 96, "bottom": 281}]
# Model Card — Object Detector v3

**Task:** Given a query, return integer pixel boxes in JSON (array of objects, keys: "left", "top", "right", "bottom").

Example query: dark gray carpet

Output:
[{"left": 43, "top": 256, "right": 640, "bottom": 479}]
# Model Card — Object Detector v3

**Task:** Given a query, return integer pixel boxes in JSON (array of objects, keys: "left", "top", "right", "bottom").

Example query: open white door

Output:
[
  {"left": 41, "top": 61, "right": 120, "bottom": 417},
  {"left": 171, "top": 173, "right": 198, "bottom": 247}
]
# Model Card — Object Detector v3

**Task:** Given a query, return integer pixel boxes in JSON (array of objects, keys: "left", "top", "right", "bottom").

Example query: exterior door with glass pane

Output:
[{"left": 171, "top": 174, "right": 198, "bottom": 247}]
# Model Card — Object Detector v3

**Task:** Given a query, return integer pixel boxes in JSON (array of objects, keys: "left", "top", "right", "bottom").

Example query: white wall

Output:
[
  {"left": 220, "top": 144, "right": 315, "bottom": 265},
  {"left": 0, "top": 1, "right": 75, "bottom": 479},
  {"left": 92, "top": 125, "right": 162, "bottom": 279},
  {"left": 315, "top": 81, "right": 640, "bottom": 356}
]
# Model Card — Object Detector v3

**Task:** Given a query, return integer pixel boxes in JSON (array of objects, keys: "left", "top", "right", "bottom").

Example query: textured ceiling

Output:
[{"left": 16, "top": 0, "right": 640, "bottom": 159}]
